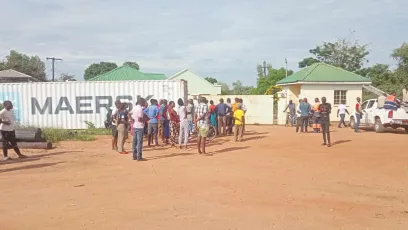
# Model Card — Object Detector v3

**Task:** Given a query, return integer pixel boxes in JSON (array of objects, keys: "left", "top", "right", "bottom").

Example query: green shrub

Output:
[{"left": 42, "top": 127, "right": 110, "bottom": 143}]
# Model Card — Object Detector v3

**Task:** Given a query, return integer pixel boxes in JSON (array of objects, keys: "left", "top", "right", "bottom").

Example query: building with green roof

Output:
[
  {"left": 87, "top": 65, "right": 166, "bottom": 81},
  {"left": 276, "top": 62, "right": 371, "bottom": 124}
]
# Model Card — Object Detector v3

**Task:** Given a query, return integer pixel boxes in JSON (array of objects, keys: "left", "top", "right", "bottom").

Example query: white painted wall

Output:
[
  {"left": 170, "top": 70, "right": 221, "bottom": 95},
  {"left": 300, "top": 84, "right": 363, "bottom": 122},
  {"left": 203, "top": 95, "right": 274, "bottom": 124}
]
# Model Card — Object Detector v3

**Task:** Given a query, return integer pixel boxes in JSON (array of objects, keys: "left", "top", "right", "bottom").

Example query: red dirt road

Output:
[{"left": 1, "top": 126, "right": 407, "bottom": 230}]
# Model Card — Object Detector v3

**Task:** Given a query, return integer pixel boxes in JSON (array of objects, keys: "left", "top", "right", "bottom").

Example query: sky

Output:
[{"left": 0, "top": 0, "right": 407, "bottom": 86}]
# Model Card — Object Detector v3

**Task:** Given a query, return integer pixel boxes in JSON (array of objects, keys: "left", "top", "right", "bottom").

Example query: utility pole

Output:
[
  {"left": 262, "top": 61, "right": 267, "bottom": 76},
  {"left": 285, "top": 58, "right": 288, "bottom": 78},
  {"left": 46, "top": 57, "right": 62, "bottom": 81}
]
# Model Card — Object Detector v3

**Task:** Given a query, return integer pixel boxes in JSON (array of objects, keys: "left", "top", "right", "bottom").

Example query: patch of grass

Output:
[{"left": 42, "top": 128, "right": 110, "bottom": 143}]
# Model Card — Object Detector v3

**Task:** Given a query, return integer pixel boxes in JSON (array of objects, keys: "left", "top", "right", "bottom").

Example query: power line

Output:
[{"left": 46, "top": 57, "right": 62, "bottom": 82}]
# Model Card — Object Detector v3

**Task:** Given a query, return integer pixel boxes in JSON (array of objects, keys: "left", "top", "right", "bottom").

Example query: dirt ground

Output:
[{"left": 1, "top": 125, "right": 407, "bottom": 230}]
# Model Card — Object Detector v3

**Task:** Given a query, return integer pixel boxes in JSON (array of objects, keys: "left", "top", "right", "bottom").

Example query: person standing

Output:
[
  {"left": 299, "top": 98, "right": 311, "bottom": 133},
  {"left": 239, "top": 98, "right": 247, "bottom": 133},
  {"left": 283, "top": 100, "right": 296, "bottom": 127},
  {"left": 195, "top": 97, "right": 209, "bottom": 155},
  {"left": 355, "top": 97, "right": 363, "bottom": 133},
  {"left": 0, "top": 101, "right": 27, "bottom": 161},
  {"left": 226, "top": 98, "right": 233, "bottom": 135},
  {"left": 167, "top": 101, "right": 180, "bottom": 147},
  {"left": 116, "top": 103, "right": 129, "bottom": 154},
  {"left": 177, "top": 98, "right": 189, "bottom": 149},
  {"left": 319, "top": 97, "right": 332, "bottom": 147},
  {"left": 337, "top": 103, "right": 349, "bottom": 128},
  {"left": 110, "top": 100, "right": 121, "bottom": 150},
  {"left": 130, "top": 98, "right": 146, "bottom": 161},
  {"left": 295, "top": 99, "right": 303, "bottom": 133},
  {"left": 159, "top": 100, "right": 170, "bottom": 144},
  {"left": 312, "top": 98, "right": 321, "bottom": 133},
  {"left": 233, "top": 104, "right": 245, "bottom": 141},
  {"left": 216, "top": 98, "right": 229, "bottom": 135},
  {"left": 143, "top": 99, "right": 159, "bottom": 147},
  {"left": 209, "top": 100, "right": 217, "bottom": 132},
  {"left": 186, "top": 99, "right": 195, "bottom": 136}
]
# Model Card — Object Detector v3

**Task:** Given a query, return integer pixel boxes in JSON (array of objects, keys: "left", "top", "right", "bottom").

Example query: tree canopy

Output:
[
  {"left": 123, "top": 61, "right": 140, "bottom": 70},
  {"left": 204, "top": 77, "right": 218, "bottom": 84},
  {"left": 84, "top": 62, "right": 118, "bottom": 80},
  {"left": 254, "top": 63, "right": 293, "bottom": 95},
  {"left": 0, "top": 50, "right": 46, "bottom": 81},
  {"left": 299, "top": 36, "right": 370, "bottom": 72}
]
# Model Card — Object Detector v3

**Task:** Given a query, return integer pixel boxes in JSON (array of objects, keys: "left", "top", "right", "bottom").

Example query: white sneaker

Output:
[{"left": 3, "top": 157, "right": 11, "bottom": 161}]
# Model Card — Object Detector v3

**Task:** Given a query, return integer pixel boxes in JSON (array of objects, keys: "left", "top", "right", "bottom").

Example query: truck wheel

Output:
[
  {"left": 349, "top": 117, "right": 355, "bottom": 129},
  {"left": 374, "top": 118, "right": 385, "bottom": 133}
]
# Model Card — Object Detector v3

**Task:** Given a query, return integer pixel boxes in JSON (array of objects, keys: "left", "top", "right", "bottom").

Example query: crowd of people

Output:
[
  {"left": 284, "top": 96, "right": 334, "bottom": 147},
  {"left": 110, "top": 97, "right": 248, "bottom": 161}
]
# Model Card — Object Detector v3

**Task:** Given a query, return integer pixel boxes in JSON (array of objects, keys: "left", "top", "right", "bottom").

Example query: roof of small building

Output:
[
  {"left": 88, "top": 66, "right": 166, "bottom": 81},
  {"left": 0, "top": 69, "right": 40, "bottom": 82},
  {"left": 276, "top": 62, "right": 371, "bottom": 85}
]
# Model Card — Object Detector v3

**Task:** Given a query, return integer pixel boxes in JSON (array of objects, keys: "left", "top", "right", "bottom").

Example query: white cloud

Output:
[{"left": 0, "top": 0, "right": 407, "bottom": 85}]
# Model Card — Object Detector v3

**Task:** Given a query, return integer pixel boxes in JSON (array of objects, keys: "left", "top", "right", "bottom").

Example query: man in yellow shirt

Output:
[{"left": 233, "top": 104, "right": 245, "bottom": 142}]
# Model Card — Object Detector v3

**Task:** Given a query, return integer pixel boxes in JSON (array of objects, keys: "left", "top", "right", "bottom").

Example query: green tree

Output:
[
  {"left": 231, "top": 80, "right": 255, "bottom": 95},
  {"left": 123, "top": 61, "right": 140, "bottom": 70},
  {"left": 299, "top": 35, "right": 370, "bottom": 72},
  {"left": 204, "top": 77, "right": 218, "bottom": 84},
  {"left": 218, "top": 82, "right": 231, "bottom": 95},
  {"left": 0, "top": 50, "right": 46, "bottom": 81},
  {"left": 59, "top": 73, "right": 76, "bottom": 82},
  {"left": 298, "top": 57, "right": 320, "bottom": 68},
  {"left": 255, "top": 63, "right": 293, "bottom": 95},
  {"left": 84, "top": 62, "right": 118, "bottom": 80}
]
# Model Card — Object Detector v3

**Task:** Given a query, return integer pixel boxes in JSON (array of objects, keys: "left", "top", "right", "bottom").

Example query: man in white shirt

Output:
[
  {"left": 336, "top": 103, "right": 349, "bottom": 128},
  {"left": 130, "top": 98, "right": 146, "bottom": 161},
  {"left": 295, "top": 99, "right": 303, "bottom": 133},
  {"left": 0, "top": 101, "right": 27, "bottom": 161}
]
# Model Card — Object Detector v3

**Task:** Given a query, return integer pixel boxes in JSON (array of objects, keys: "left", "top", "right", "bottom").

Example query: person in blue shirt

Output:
[
  {"left": 144, "top": 99, "right": 159, "bottom": 147},
  {"left": 215, "top": 98, "right": 230, "bottom": 135},
  {"left": 299, "top": 98, "right": 311, "bottom": 133}
]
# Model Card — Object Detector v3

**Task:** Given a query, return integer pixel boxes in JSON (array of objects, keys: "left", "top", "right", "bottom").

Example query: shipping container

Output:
[{"left": 0, "top": 80, "right": 188, "bottom": 129}]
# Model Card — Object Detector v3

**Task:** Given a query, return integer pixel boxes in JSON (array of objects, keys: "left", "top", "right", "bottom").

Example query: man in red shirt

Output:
[{"left": 355, "top": 97, "right": 363, "bottom": 133}]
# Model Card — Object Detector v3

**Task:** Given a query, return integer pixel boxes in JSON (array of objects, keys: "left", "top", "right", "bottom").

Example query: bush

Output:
[{"left": 42, "top": 128, "right": 110, "bottom": 143}]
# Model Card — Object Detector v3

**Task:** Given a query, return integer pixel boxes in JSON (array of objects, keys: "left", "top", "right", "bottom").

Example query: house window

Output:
[{"left": 334, "top": 90, "right": 347, "bottom": 105}]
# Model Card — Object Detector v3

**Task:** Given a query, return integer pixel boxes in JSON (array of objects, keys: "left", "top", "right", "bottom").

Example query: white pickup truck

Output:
[{"left": 349, "top": 99, "right": 408, "bottom": 133}]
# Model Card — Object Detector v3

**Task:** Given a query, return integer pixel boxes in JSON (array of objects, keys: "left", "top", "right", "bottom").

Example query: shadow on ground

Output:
[
  {"left": 331, "top": 140, "right": 352, "bottom": 146},
  {"left": 0, "top": 162, "right": 65, "bottom": 174}
]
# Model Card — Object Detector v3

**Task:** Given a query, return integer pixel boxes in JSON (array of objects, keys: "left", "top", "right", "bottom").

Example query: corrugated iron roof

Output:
[
  {"left": 0, "top": 69, "right": 40, "bottom": 81},
  {"left": 277, "top": 63, "right": 371, "bottom": 85},
  {"left": 88, "top": 66, "right": 166, "bottom": 81}
]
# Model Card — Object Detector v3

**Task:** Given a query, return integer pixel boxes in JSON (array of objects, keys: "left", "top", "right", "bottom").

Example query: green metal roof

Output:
[
  {"left": 88, "top": 66, "right": 166, "bottom": 81},
  {"left": 276, "top": 62, "right": 371, "bottom": 85}
]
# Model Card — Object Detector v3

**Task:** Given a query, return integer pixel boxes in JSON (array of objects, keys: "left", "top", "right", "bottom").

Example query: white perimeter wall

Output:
[{"left": 203, "top": 95, "right": 274, "bottom": 124}]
